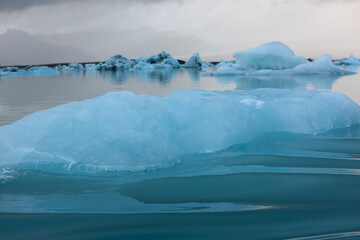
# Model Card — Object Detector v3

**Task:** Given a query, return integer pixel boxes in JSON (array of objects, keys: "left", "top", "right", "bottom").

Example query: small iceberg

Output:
[
  {"left": 201, "top": 62, "right": 214, "bottom": 68},
  {"left": 134, "top": 51, "right": 181, "bottom": 69},
  {"left": 215, "top": 60, "right": 237, "bottom": 68},
  {"left": 183, "top": 53, "right": 203, "bottom": 68},
  {"left": 96, "top": 55, "right": 135, "bottom": 70},
  {"left": 334, "top": 54, "right": 360, "bottom": 65},
  {"left": 0, "top": 65, "right": 59, "bottom": 76}
]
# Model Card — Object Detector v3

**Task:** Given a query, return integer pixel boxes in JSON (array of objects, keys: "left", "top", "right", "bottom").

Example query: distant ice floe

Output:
[
  {"left": 234, "top": 41, "right": 309, "bottom": 70},
  {"left": 334, "top": 53, "right": 360, "bottom": 65},
  {"left": 133, "top": 51, "right": 181, "bottom": 70},
  {"left": 216, "top": 60, "right": 237, "bottom": 68},
  {"left": 0, "top": 65, "right": 59, "bottom": 76},
  {"left": 96, "top": 55, "right": 135, "bottom": 70},
  {"left": 204, "top": 42, "right": 354, "bottom": 76},
  {"left": 56, "top": 63, "right": 84, "bottom": 71},
  {"left": 201, "top": 62, "right": 214, "bottom": 68}
]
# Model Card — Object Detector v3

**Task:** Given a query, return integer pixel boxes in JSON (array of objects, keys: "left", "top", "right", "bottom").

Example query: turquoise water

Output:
[{"left": 1, "top": 67, "right": 360, "bottom": 239}]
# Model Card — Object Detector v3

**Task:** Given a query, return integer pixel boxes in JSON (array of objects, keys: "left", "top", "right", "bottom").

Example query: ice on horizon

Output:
[{"left": 1, "top": 41, "right": 357, "bottom": 76}]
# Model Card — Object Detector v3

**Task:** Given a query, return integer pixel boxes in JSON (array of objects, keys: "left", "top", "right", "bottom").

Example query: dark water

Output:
[{"left": 1, "top": 67, "right": 360, "bottom": 239}]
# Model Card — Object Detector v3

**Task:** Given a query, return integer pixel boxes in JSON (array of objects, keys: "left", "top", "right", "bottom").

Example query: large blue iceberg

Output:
[
  {"left": 1, "top": 89, "right": 359, "bottom": 172},
  {"left": 233, "top": 41, "right": 309, "bottom": 70}
]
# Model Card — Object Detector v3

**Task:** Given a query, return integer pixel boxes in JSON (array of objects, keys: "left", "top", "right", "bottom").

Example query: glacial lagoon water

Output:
[{"left": 1, "top": 67, "right": 360, "bottom": 239}]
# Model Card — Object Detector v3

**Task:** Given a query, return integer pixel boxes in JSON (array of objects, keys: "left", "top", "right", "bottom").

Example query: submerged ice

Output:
[{"left": 0, "top": 89, "right": 359, "bottom": 172}]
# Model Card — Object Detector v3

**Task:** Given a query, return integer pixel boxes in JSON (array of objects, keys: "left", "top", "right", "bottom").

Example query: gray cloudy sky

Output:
[{"left": 0, "top": 0, "right": 359, "bottom": 61}]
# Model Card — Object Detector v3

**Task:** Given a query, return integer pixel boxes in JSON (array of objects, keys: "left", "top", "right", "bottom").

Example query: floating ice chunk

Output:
[
  {"left": 85, "top": 64, "right": 96, "bottom": 70},
  {"left": 96, "top": 55, "right": 135, "bottom": 70},
  {"left": 234, "top": 41, "right": 309, "bottom": 70},
  {"left": 206, "top": 55, "right": 351, "bottom": 76},
  {"left": 137, "top": 51, "right": 181, "bottom": 68},
  {"left": 201, "top": 62, "right": 214, "bottom": 68},
  {"left": 3, "top": 67, "right": 19, "bottom": 72},
  {"left": 216, "top": 60, "right": 237, "bottom": 68},
  {"left": 334, "top": 54, "right": 360, "bottom": 65},
  {"left": 133, "top": 62, "right": 155, "bottom": 70},
  {"left": 204, "top": 66, "right": 245, "bottom": 76},
  {"left": 0, "top": 65, "right": 58, "bottom": 76},
  {"left": 26, "top": 66, "right": 53, "bottom": 72},
  {"left": 54, "top": 64, "right": 83, "bottom": 71},
  {"left": 1, "top": 89, "right": 359, "bottom": 172},
  {"left": 68, "top": 63, "right": 84, "bottom": 70},
  {"left": 291, "top": 55, "right": 350, "bottom": 75},
  {"left": 183, "top": 53, "right": 203, "bottom": 68}
]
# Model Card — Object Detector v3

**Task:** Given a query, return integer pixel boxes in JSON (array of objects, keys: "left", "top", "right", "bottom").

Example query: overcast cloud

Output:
[{"left": 0, "top": 0, "right": 359, "bottom": 62}]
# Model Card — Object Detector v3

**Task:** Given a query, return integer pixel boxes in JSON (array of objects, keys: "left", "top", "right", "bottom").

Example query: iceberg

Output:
[
  {"left": 0, "top": 65, "right": 59, "bottom": 76},
  {"left": 334, "top": 54, "right": 360, "bottom": 65},
  {"left": 1, "top": 89, "right": 359, "bottom": 172},
  {"left": 206, "top": 55, "right": 352, "bottom": 76},
  {"left": 68, "top": 63, "right": 84, "bottom": 70},
  {"left": 55, "top": 64, "right": 76, "bottom": 71},
  {"left": 215, "top": 60, "right": 237, "bottom": 68},
  {"left": 2, "top": 67, "right": 19, "bottom": 72},
  {"left": 233, "top": 41, "right": 309, "bottom": 70},
  {"left": 96, "top": 55, "right": 135, "bottom": 70},
  {"left": 56, "top": 63, "right": 84, "bottom": 71},
  {"left": 85, "top": 63, "right": 96, "bottom": 70},
  {"left": 133, "top": 62, "right": 173, "bottom": 70},
  {"left": 134, "top": 51, "right": 181, "bottom": 69},
  {"left": 183, "top": 53, "right": 203, "bottom": 68},
  {"left": 291, "top": 55, "right": 350, "bottom": 75},
  {"left": 201, "top": 62, "right": 214, "bottom": 68}
]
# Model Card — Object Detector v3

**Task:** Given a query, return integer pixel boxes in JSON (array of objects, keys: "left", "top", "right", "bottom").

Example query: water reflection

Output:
[
  {"left": 215, "top": 75, "right": 342, "bottom": 90},
  {"left": 98, "top": 70, "right": 133, "bottom": 84},
  {"left": 134, "top": 68, "right": 180, "bottom": 85},
  {"left": 0, "top": 68, "right": 359, "bottom": 126}
]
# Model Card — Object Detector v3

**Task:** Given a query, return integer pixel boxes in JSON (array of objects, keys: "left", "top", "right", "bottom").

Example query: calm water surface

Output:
[{"left": 1, "top": 67, "right": 360, "bottom": 239}]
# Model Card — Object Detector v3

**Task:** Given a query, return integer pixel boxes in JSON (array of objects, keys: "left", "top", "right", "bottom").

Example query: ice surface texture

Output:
[
  {"left": 233, "top": 41, "right": 309, "bottom": 70},
  {"left": 1, "top": 89, "right": 359, "bottom": 172}
]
